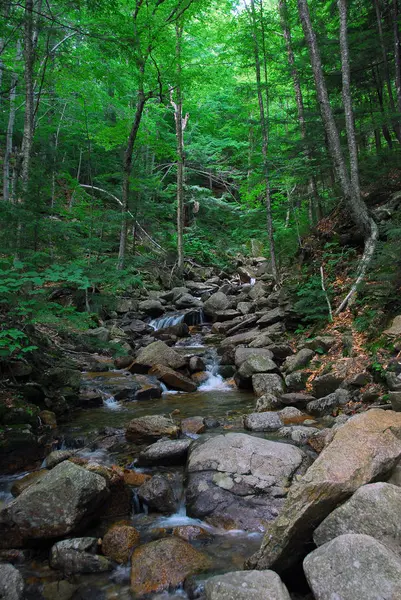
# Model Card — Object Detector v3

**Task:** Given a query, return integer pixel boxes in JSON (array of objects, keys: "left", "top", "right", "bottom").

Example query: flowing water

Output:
[{"left": 2, "top": 322, "right": 269, "bottom": 599}]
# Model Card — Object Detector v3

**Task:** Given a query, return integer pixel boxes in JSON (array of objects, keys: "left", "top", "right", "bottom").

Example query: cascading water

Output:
[
  {"left": 150, "top": 309, "right": 205, "bottom": 331},
  {"left": 149, "top": 313, "right": 185, "bottom": 331},
  {"left": 198, "top": 348, "right": 231, "bottom": 391}
]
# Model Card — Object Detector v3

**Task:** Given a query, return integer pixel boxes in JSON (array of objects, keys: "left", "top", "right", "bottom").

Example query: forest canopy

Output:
[{"left": 1, "top": 0, "right": 401, "bottom": 336}]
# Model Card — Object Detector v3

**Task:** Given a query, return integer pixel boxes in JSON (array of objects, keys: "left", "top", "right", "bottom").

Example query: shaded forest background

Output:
[{"left": 1, "top": 0, "right": 401, "bottom": 357}]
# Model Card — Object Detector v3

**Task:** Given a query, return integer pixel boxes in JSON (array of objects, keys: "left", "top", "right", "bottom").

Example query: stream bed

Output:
[{"left": 0, "top": 327, "right": 272, "bottom": 599}]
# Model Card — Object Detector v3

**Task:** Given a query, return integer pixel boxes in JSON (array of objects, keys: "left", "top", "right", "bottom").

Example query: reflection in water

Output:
[{"left": 16, "top": 325, "right": 266, "bottom": 599}]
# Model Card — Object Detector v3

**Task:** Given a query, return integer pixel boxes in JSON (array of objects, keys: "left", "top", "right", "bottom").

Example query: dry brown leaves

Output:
[{"left": 305, "top": 309, "right": 370, "bottom": 392}]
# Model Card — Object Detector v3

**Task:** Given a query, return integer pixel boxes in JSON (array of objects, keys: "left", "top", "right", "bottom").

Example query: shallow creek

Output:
[{"left": 0, "top": 328, "right": 287, "bottom": 599}]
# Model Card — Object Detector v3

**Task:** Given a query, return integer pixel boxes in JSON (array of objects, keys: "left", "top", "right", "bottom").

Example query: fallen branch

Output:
[
  {"left": 79, "top": 184, "right": 164, "bottom": 252},
  {"left": 320, "top": 265, "right": 333, "bottom": 322},
  {"left": 335, "top": 218, "right": 378, "bottom": 315}
]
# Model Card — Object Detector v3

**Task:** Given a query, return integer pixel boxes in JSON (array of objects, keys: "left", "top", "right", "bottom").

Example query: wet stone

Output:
[
  {"left": 102, "top": 525, "right": 141, "bottom": 564},
  {"left": 181, "top": 416, "right": 206, "bottom": 435},
  {"left": 137, "top": 474, "right": 177, "bottom": 513},
  {"left": 130, "top": 538, "right": 210, "bottom": 598},
  {"left": 138, "top": 439, "right": 192, "bottom": 466}
]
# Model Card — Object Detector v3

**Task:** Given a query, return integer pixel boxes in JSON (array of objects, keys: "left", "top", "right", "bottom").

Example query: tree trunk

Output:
[
  {"left": 336, "top": 0, "right": 378, "bottom": 312},
  {"left": 393, "top": 0, "right": 401, "bottom": 118},
  {"left": 372, "top": 65, "right": 394, "bottom": 148},
  {"left": 297, "top": 0, "right": 377, "bottom": 312},
  {"left": 248, "top": 0, "right": 278, "bottom": 282},
  {"left": 279, "top": 0, "right": 321, "bottom": 224},
  {"left": 373, "top": 0, "right": 401, "bottom": 143},
  {"left": 117, "top": 90, "right": 147, "bottom": 270},
  {"left": 21, "top": 0, "right": 35, "bottom": 194},
  {"left": 171, "top": 24, "right": 188, "bottom": 277},
  {"left": 3, "top": 41, "right": 21, "bottom": 203}
]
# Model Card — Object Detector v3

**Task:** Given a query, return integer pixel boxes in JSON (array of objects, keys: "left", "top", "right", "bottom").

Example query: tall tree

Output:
[
  {"left": 3, "top": 40, "right": 21, "bottom": 203},
  {"left": 373, "top": 0, "right": 401, "bottom": 143},
  {"left": 117, "top": 0, "right": 196, "bottom": 270},
  {"left": 170, "top": 24, "right": 189, "bottom": 276},
  {"left": 278, "top": 0, "right": 321, "bottom": 222},
  {"left": 297, "top": 0, "right": 378, "bottom": 311},
  {"left": 247, "top": 0, "right": 278, "bottom": 282}
]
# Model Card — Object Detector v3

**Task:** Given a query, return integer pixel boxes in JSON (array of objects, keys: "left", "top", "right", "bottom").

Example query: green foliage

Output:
[
  {"left": 293, "top": 274, "right": 332, "bottom": 325},
  {"left": 0, "top": 330, "right": 38, "bottom": 360}
]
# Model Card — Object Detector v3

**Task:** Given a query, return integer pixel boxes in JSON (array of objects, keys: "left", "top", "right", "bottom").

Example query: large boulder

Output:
[
  {"left": 256, "top": 307, "right": 286, "bottom": 328},
  {"left": 138, "top": 299, "right": 164, "bottom": 317},
  {"left": 238, "top": 356, "right": 278, "bottom": 379},
  {"left": 137, "top": 474, "right": 177, "bottom": 513},
  {"left": 11, "top": 469, "right": 48, "bottom": 496},
  {"left": 175, "top": 293, "right": 203, "bottom": 309},
  {"left": 0, "top": 563, "right": 24, "bottom": 600},
  {"left": 279, "top": 393, "right": 315, "bottom": 408},
  {"left": 303, "top": 336, "right": 336, "bottom": 353},
  {"left": 283, "top": 349, "right": 314, "bottom": 374},
  {"left": 234, "top": 347, "right": 273, "bottom": 367},
  {"left": 0, "top": 462, "right": 109, "bottom": 547},
  {"left": 246, "top": 409, "right": 401, "bottom": 573},
  {"left": 220, "top": 329, "right": 261, "bottom": 349},
  {"left": 252, "top": 373, "right": 284, "bottom": 397},
  {"left": 102, "top": 524, "right": 140, "bottom": 564},
  {"left": 313, "top": 482, "right": 401, "bottom": 555},
  {"left": 205, "top": 570, "right": 291, "bottom": 600},
  {"left": 148, "top": 364, "right": 196, "bottom": 393},
  {"left": 249, "top": 281, "right": 270, "bottom": 301},
  {"left": 256, "top": 393, "right": 283, "bottom": 412},
  {"left": 49, "top": 537, "right": 112, "bottom": 574},
  {"left": 131, "top": 341, "right": 186, "bottom": 372},
  {"left": 284, "top": 371, "right": 310, "bottom": 392},
  {"left": 243, "top": 412, "right": 283, "bottom": 432},
  {"left": 203, "top": 292, "right": 230, "bottom": 319},
  {"left": 303, "top": 534, "right": 401, "bottom": 600},
  {"left": 131, "top": 374, "right": 162, "bottom": 400},
  {"left": 186, "top": 433, "right": 306, "bottom": 531},
  {"left": 130, "top": 538, "right": 210, "bottom": 597},
  {"left": 384, "top": 315, "right": 401, "bottom": 337},
  {"left": 126, "top": 415, "right": 179, "bottom": 444},
  {"left": 306, "top": 389, "right": 350, "bottom": 416},
  {"left": 248, "top": 332, "right": 274, "bottom": 348},
  {"left": 312, "top": 372, "right": 344, "bottom": 398},
  {"left": 41, "top": 367, "right": 81, "bottom": 399},
  {"left": 138, "top": 439, "right": 192, "bottom": 466},
  {"left": 181, "top": 416, "right": 206, "bottom": 435}
]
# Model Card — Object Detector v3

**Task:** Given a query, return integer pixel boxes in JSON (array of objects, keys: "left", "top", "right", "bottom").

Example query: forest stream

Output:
[{"left": 0, "top": 316, "right": 273, "bottom": 599}]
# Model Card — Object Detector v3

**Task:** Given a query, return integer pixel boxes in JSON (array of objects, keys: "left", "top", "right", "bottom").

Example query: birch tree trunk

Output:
[
  {"left": 297, "top": 0, "right": 378, "bottom": 312},
  {"left": 171, "top": 24, "right": 188, "bottom": 277},
  {"left": 21, "top": 0, "right": 35, "bottom": 194},
  {"left": 336, "top": 0, "right": 378, "bottom": 312},
  {"left": 279, "top": 0, "right": 320, "bottom": 222},
  {"left": 3, "top": 41, "right": 21, "bottom": 203},
  {"left": 248, "top": 0, "right": 278, "bottom": 282}
]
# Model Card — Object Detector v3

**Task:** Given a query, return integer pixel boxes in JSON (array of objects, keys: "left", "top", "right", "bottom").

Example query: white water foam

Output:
[
  {"left": 104, "top": 395, "right": 123, "bottom": 410},
  {"left": 159, "top": 382, "right": 180, "bottom": 395},
  {"left": 149, "top": 314, "right": 185, "bottom": 331},
  {"left": 198, "top": 348, "right": 231, "bottom": 391},
  {"left": 198, "top": 372, "right": 231, "bottom": 392}
]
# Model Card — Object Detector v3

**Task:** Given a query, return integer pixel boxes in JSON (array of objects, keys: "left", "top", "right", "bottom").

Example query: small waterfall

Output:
[
  {"left": 150, "top": 309, "right": 205, "bottom": 331},
  {"left": 103, "top": 395, "right": 122, "bottom": 410},
  {"left": 149, "top": 313, "right": 185, "bottom": 331},
  {"left": 250, "top": 277, "right": 256, "bottom": 286},
  {"left": 198, "top": 348, "right": 231, "bottom": 392}
]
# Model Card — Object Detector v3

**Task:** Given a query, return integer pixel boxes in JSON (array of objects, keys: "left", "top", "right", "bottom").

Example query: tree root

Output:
[{"left": 335, "top": 218, "right": 378, "bottom": 315}]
